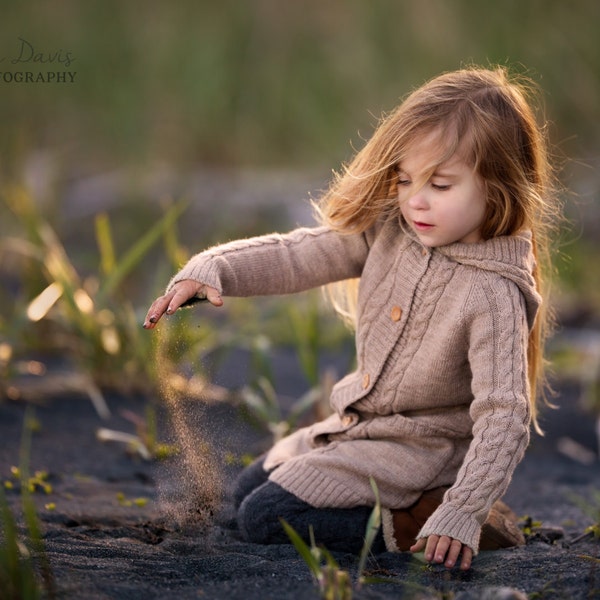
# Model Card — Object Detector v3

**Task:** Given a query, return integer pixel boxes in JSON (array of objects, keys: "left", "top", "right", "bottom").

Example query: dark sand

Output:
[{"left": 1, "top": 354, "right": 599, "bottom": 599}]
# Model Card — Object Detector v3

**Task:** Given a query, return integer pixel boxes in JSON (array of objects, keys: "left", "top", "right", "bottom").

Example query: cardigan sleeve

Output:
[
  {"left": 416, "top": 274, "right": 531, "bottom": 554},
  {"left": 167, "top": 226, "right": 371, "bottom": 298}
]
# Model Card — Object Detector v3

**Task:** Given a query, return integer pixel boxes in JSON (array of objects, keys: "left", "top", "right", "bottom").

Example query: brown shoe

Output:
[
  {"left": 390, "top": 487, "right": 449, "bottom": 551},
  {"left": 479, "top": 501, "right": 525, "bottom": 550},
  {"left": 390, "top": 490, "right": 525, "bottom": 552}
]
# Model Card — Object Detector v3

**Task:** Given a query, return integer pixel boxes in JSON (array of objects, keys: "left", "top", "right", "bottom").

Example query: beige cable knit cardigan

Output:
[{"left": 168, "top": 216, "right": 541, "bottom": 554}]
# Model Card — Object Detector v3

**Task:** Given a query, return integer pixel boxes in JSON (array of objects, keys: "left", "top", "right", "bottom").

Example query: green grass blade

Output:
[
  {"left": 162, "top": 204, "right": 189, "bottom": 268},
  {"left": 19, "top": 407, "right": 56, "bottom": 598},
  {"left": 97, "top": 200, "right": 188, "bottom": 303},
  {"left": 3, "top": 188, "right": 85, "bottom": 325},
  {"left": 287, "top": 301, "right": 320, "bottom": 386},
  {"left": 95, "top": 213, "right": 116, "bottom": 276},
  {"left": 357, "top": 477, "right": 382, "bottom": 586},
  {"left": 0, "top": 485, "right": 31, "bottom": 598},
  {"left": 279, "top": 519, "right": 322, "bottom": 581}
]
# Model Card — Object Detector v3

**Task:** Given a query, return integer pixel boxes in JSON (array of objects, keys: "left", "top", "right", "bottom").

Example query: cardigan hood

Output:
[
  {"left": 437, "top": 232, "right": 541, "bottom": 329},
  {"left": 397, "top": 215, "right": 541, "bottom": 329}
]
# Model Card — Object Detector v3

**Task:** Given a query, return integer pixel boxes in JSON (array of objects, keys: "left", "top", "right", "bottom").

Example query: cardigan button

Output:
[
  {"left": 342, "top": 414, "right": 353, "bottom": 427},
  {"left": 390, "top": 306, "right": 402, "bottom": 322},
  {"left": 362, "top": 373, "right": 370, "bottom": 389}
]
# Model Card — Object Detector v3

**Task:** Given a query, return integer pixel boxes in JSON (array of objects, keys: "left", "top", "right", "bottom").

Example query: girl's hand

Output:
[
  {"left": 143, "top": 280, "right": 223, "bottom": 329},
  {"left": 410, "top": 535, "right": 473, "bottom": 571}
]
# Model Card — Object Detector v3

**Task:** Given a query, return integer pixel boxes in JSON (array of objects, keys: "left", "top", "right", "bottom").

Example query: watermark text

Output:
[{"left": 0, "top": 37, "right": 77, "bottom": 83}]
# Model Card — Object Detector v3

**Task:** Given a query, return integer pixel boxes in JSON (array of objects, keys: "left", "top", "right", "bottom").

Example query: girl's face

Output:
[{"left": 397, "top": 132, "right": 487, "bottom": 247}]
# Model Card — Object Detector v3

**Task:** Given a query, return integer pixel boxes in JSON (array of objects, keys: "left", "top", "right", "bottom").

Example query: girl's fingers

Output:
[
  {"left": 143, "top": 282, "right": 223, "bottom": 329},
  {"left": 409, "top": 538, "right": 426, "bottom": 553},
  {"left": 165, "top": 287, "right": 194, "bottom": 314},
  {"left": 205, "top": 286, "right": 223, "bottom": 307},
  {"left": 419, "top": 535, "right": 473, "bottom": 571},
  {"left": 431, "top": 535, "right": 451, "bottom": 563},
  {"left": 143, "top": 291, "right": 176, "bottom": 328},
  {"left": 424, "top": 535, "right": 441, "bottom": 562},
  {"left": 460, "top": 546, "right": 473, "bottom": 571},
  {"left": 444, "top": 539, "right": 463, "bottom": 568}
]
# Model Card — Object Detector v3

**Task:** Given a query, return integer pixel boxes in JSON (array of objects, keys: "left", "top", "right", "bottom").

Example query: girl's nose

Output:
[{"left": 407, "top": 189, "right": 429, "bottom": 210}]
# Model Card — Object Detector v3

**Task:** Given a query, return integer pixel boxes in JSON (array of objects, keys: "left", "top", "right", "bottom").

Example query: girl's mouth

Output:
[{"left": 413, "top": 221, "right": 434, "bottom": 231}]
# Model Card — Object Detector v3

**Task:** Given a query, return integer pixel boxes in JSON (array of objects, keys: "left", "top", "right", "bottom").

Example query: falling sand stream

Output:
[{"left": 152, "top": 329, "right": 225, "bottom": 531}]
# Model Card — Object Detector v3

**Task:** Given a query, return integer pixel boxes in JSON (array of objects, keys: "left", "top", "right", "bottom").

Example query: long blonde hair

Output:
[{"left": 314, "top": 66, "right": 561, "bottom": 433}]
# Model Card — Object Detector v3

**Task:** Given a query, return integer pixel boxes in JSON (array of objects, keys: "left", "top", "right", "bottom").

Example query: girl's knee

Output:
[
  {"left": 237, "top": 481, "right": 304, "bottom": 545},
  {"left": 232, "top": 455, "right": 270, "bottom": 509},
  {"left": 237, "top": 482, "right": 386, "bottom": 554}
]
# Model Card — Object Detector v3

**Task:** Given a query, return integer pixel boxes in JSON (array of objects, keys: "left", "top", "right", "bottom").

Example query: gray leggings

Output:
[{"left": 233, "top": 457, "right": 386, "bottom": 554}]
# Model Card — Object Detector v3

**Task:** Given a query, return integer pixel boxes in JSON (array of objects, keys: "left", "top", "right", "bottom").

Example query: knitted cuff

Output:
[
  {"left": 417, "top": 503, "right": 481, "bottom": 555},
  {"left": 167, "top": 255, "right": 226, "bottom": 295}
]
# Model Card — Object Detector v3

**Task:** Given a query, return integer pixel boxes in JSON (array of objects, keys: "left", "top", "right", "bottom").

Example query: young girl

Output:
[{"left": 144, "top": 67, "right": 558, "bottom": 571}]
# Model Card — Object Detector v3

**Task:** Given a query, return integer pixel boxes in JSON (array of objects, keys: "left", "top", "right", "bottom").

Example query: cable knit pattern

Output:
[
  {"left": 169, "top": 216, "right": 541, "bottom": 555},
  {"left": 168, "top": 227, "right": 371, "bottom": 297}
]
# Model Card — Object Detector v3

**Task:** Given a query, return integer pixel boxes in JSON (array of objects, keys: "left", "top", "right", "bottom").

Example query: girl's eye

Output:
[
  {"left": 431, "top": 183, "right": 451, "bottom": 191},
  {"left": 397, "top": 179, "right": 411, "bottom": 187}
]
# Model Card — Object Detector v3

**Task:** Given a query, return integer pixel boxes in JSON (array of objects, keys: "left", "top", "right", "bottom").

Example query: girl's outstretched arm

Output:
[
  {"left": 143, "top": 279, "right": 223, "bottom": 329},
  {"left": 410, "top": 536, "right": 473, "bottom": 571}
]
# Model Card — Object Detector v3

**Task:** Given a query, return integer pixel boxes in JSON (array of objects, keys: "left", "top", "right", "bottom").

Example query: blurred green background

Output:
[
  {"left": 1, "top": 8, "right": 599, "bottom": 594},
  {"left": 1, "top": 0, "right": 600, "bottom": 351},
  {"left": 1, "top": 1, "right": 599, "bottom": 169}
]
